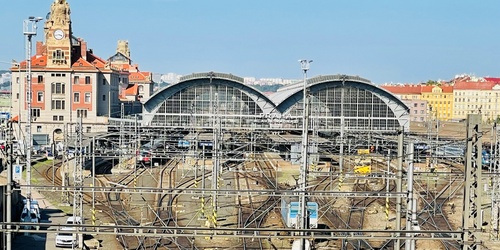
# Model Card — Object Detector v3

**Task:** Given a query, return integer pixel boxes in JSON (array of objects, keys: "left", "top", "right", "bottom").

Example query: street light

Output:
[
  {"left": 22, "top": 16, "right": 43, "bottom": 235},
  {"left": 298, "top": 59, "right": 312, "bottom": 250}
]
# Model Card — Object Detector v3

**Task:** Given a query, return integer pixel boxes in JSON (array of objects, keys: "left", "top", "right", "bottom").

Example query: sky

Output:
[{"left": 1, "top": 0, "right": 500, "bottom": 84}]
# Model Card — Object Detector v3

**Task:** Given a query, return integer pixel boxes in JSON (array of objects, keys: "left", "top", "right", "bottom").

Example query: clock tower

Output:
[{"left": 44, "top": 0, "right": 72, "bottom": 68}]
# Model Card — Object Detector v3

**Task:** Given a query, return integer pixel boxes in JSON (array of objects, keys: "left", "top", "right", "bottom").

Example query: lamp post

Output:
[
  {"left": 23, "top": 16, "right": 42, "bottom": 234},
  {"left": 52, "top": 129, "right": 58, "bottom": 188},
  {"left": 298, "top": 59, "right": 312, "bottom": 249}
]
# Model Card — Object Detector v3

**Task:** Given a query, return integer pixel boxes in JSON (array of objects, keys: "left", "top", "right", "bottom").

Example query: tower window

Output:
[{"left": 53, "top": 50, "right": 64, "bottom": 60}]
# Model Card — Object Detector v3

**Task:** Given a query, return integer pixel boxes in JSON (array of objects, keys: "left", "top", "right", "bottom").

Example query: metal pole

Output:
[
  {"left": 405, "top": 142, "right": 416, "bottom": 250},
  {"left": 395, "top": 127, "right": 404, "bottom": 250},
  {"left": 52, "top": 131, "right": 55, "bottom": 187},
  {"left": 23, "top": 16, "right": 42, "bottom": 223},
  {"left": 92, "top": 136, "right": 96, "bottom": 227},
  {"left": 6, "top": 121, "right": 13, "bottom": 250},
  {"left": 299, "top": 59, "right": 312, "bottom": 249}
]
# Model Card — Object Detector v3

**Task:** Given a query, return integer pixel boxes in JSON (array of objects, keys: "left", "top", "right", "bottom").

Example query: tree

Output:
[{"left": 426, "top": 80, "right": 439, "bottom": 86}]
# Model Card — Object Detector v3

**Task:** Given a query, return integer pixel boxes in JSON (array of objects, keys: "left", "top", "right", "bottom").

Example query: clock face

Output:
[{"left": 53, "top": 29, "right": 65, "bottom": 40}]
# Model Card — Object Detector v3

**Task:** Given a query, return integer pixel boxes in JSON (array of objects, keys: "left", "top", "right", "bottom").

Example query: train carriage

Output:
[{"left": 281, "top": 198, "right": 318, "bottom": 229}]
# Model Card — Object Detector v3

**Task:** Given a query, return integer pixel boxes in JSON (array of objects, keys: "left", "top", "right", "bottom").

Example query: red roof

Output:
[
  {"left": 124, "top": 84, "right": 138, "bottom": 96},
  {"left": 484, "top": 77, "right": 500, "bottom": 83},
  {"left": 19, "top": 55, "right": 48, "bottom": 68},
  {"left": 72, "top": 57, "right": 94, "bottom": 67},
  {"left": 454, "top": 81, "right": 497, "bottom": 90},
  {"left": 380, "top": 85, "right": 423, "bottom": 94},
  {"left": 421, "top": 85, "right": 453, "bottom": 93}
]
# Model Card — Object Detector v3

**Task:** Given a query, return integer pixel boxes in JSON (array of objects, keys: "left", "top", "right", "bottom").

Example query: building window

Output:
[
  {"left": 37, "top": 92, "right": 43, "bottom": 102},
  {"left": 74, "top": 92, "right": 80, "bottom": 103},
  {"left": 36, "top": 126, "right": 42, "bottom": 132},
  {"left": 37, "top": 75, "right": 43, "bottom": 83},
  {"left": 84, "top": 93, "right": 91, "bottom": 103},
  {"left": 102, "top": 78, "right": 106, "bottom": 85},
  {"left": 16, "top": 77, "right": 19, "bottom": 84},
  {"left": 77, "top": 109, "right": 88, "bottom": 118},
  {"left": 51, "top": 100, "right": 65, "bottom": 110},
  {"left": 139, "top": 85, "right": 144, "bottom": 92},
  {"left": 53, "top": 50, "right": 64, "bottom": 60},
  {"left": 74, "top": 76, "right": 79, "bottom": 84},
  {"left": 16, "top": 93, "right": 19, "bottom": 99},
  {"left": 85, "top": 76, "right": 91, "bottom": 84},
  {"left": 51, "top": 82, "right": 65, "bottom": 94},
  {"left": 53, "top": 116, "right": 58, "bottom": 121},
  {"left": 59, "top": 116, "right": 64, "bottom": 121},
  {"left": 86, "top": 126, "right": 91, "bottom": 133},
  {"left": 102, "top": 94, "right": 106, "bottom": 101},
  {"left": 31, "top": 108, "right": 40, "bottom": 118}
]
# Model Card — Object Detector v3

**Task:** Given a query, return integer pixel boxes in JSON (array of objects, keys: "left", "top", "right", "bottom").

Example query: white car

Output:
[
  {"left": 55, "top": 216, "right": 84, "bottom": 247},
  {"left": 55, "top": 227, "right": 78, "bottom": 248},
  {"left": 66, "top": 216, "right": 83, "bottom": 225}
]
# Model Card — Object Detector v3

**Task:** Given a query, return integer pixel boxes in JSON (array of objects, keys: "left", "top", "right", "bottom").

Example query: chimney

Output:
[
  {"left": 80, "top": 39, "right": 87, "bottom": 60},
  {"left": 36, "top": 41, "right": 46, "bottom": 55}
]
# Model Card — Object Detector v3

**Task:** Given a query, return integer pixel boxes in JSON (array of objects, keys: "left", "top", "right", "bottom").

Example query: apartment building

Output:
[
  {"left": 453, "top": 77, "right": 500, "bottom": 123},
  {"left": 380, "top": 84, "right": 429, "bottom": 122},
  {"left": 420, "top": 85, "right": 453, "bottom": 121}
]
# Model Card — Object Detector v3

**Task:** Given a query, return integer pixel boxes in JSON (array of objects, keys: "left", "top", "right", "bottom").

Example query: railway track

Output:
[
  {"left": 240, "top": 153, "right": 280, "bottom": 250},
  {"left": 42, "top": 157, "right": 154, "bottom": 249}
]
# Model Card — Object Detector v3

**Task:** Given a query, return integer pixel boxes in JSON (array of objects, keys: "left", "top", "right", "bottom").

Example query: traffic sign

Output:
[{"left": 13, "top": 165, "right": 22, "bottom": 181}]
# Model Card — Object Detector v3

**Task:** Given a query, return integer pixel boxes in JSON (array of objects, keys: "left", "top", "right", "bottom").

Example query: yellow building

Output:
[{"left": 421, "top": 85, "right": 454, "bottom": 121}]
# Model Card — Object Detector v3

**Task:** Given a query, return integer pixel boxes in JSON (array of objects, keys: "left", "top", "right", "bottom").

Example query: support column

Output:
[{"left": 462, "top": 114, "right": 482, "bottom": 250}]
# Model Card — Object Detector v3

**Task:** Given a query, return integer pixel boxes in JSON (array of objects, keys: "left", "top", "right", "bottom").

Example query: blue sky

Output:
[{"left": 1, "top": 0, "right": 499, "bottom": 84}]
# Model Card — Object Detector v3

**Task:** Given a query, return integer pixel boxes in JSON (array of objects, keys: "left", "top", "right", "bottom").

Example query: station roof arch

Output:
[
  {"left": 141, "top": 72, "right": 277, "bottom": 126},
  {"left": 270, "top": 74, "right": 410, "bottom": 132}
]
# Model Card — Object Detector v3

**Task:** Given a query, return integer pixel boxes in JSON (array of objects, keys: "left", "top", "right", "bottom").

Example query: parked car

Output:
[
  {"left": 55, "top": 227, "right": 78, "bottom": 248},
  {"left": 55, "top": 216, "right": 84, "bottom": 248}
]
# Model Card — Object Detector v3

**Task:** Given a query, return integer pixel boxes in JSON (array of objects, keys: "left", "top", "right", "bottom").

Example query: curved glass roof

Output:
[{"left": 141, "top": 73, "right": 410, "bottom": 132}]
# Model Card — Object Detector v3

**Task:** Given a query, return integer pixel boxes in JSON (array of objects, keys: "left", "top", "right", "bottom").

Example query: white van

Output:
[{"left": 20, "top": 200, "right": 40, "bottom": 228}]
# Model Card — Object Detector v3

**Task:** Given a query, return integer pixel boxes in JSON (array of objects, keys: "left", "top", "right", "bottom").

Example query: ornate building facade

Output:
[{"left": 10, "top": 0, "right": 124, "bottom": 146}]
